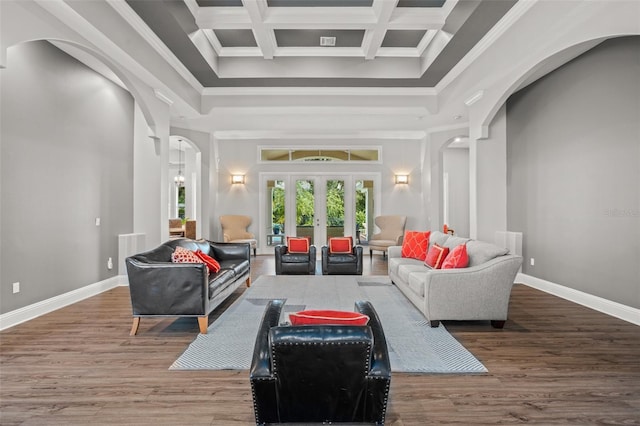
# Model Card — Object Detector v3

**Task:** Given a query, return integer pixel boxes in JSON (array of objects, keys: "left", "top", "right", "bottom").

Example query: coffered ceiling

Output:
[{"left": 124, "top": 0, "right": 517, "bottom": 87}]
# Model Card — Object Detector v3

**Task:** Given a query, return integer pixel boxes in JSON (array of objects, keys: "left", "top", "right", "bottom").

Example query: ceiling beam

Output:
[
  {"left": 242, "top": 0, "right": 275, "bottom": 60},
  {"left": 362, "top": 0, "right": 398, "bottom": 60}
]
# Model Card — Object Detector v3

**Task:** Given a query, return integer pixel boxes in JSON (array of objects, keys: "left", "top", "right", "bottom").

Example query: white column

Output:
[{"left": 468, "top": 104, "right": 508, "bottom": 242}]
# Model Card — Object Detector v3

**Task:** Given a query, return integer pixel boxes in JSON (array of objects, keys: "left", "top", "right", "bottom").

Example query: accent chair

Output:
[
  {"left": 321, "top": 237, "right": 363, "bottom": 275},
  {"left": 219, "top": 215, "right": 257, "bottom": 256},
  {"left": 274, "top": 243, "right": 317, "bottom": 275},
  {"left": 250, "top": 299, "right": 391, "bottom": 425},
  {"left": 367, "top": 215, "right": 407, "bottom": 258}
]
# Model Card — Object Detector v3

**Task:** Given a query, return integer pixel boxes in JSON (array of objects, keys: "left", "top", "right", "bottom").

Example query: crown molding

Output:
[
  {"left": 202, "top": 86, "right": 437, "bottom": 97},
  {"left": 212, "top": 129, "right": 427, "bottom": 140}
]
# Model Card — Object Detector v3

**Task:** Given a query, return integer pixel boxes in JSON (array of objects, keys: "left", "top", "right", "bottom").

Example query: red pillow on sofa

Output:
[
  {"left": 194, "top": 249, "right": 221, "bottom": 273},
  {"left": 329, "top": 237, "right": 353, "bottom": 254},
  {"left": 441, "top": 244, "right": 468, "bottom": 269},
  {"left": 424, "top": 243, "right": 450, "bottom": 269},
  {"left": 401, "top": 231, "right": 430, "bottom": 260},
  {"left": 171, "top": 246, "right": 202, "bottom": 263},
  {"left": 289, "top": 310, "right": 370, "bottom": 326},
  {"left": 287, "top": 237, "right": 310, "bottom": 253}
]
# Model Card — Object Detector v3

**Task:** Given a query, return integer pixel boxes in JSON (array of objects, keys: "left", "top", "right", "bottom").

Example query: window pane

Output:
[
  {"left": 261, "top": 149, "right": 290, "bottom": 161},
  {"left": 326, "top": 179, "right": 345, "bottom": 239},
  {"left": 296, "top": 179, "right": 315, "bottom": 245},
  {"left": 355, "top": 179, "right": 374, "bottom": 243}
]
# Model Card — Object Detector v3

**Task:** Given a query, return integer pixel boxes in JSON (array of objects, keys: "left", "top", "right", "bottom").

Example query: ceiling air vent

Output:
[{"left": 320, "top": 36, "right": 336, "bottom": 47}]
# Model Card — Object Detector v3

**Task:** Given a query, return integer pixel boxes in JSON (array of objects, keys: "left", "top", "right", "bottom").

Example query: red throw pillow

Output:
[
  {"left": 329, "top": 237, "right": 353, "bottom": 254},
  {"left": 194, "top": 249, "right": 221, "bottom": 273},
  {"left": 287, "top": 237, "right": 310, "bottom": 253},
  {"left": 401, "top": 231, "right": 431, "bottom": 260},
  {"left": 171, "top": 246, "right": 204, "bottom": 265},
  {"left": 442, "top": 244, "right": 469, "bottom": 269},
  {"left": 289, "top": 310, "right": 370, "bottom": 326},
  {"left": 424, "top": 243, "right": 450, "bottom": 269}
]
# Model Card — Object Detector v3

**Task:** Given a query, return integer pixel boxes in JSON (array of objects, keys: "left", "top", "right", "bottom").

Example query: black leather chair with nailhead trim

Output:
[{"left": 249, "top": 299, "right": 391, "bottom": 425}]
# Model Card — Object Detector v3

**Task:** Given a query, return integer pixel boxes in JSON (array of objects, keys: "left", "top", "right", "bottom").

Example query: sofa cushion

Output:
[
  {"left": 287, "top": 237, "right": 310, "bottom": 253},
  {"left": 428, "top": 231, "right": 450, "bottom": 251},
  {"left": 424, "top": 243, "right": 450, "bottom": 269},
  {"left": 466, "top": 240, "right": 509, "bottom": 267},
  {"left": 401, "top": 231, "right": 430, "bottom": 260},
  {"left": 218, "top": 259, "right": 250, "bottom": 277},
  {"left": 398, "top": 263, "right": 429, "bottom": 283},
  {"left": 443, "top": 235, "right": 471, "bottom": 250},
  {"left": 208, "top": 269, "right": 237, "bottom": 298},
  {"left": 281, "top": 253, "right": 312, "bottom": 263},
  {"left": 407, "top": 271, "right": 429, "bottom": 298},
  {"left": 442, "top": 244, "right": 469, "bottom": 269},
  {"left": 290, "top": 310, "right": 369, "bottom": 326},
  {"left": 327, "top": 253, "right": 357, "bottom": 264},
  {"left": 388, "top": 256, "right": 421, "bottom": 277},
  {"left": 329, "top": 237, "right": 352, "bottom": 254}
]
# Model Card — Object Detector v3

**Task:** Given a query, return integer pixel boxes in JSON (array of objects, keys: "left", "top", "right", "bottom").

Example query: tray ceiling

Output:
[{"left": 125, "top": 0, "right": 517, "bottom": 87}]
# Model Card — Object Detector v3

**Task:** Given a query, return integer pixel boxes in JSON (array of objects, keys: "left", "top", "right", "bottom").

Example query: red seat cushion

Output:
[
  {"left": 287, "top": 237, "right": 310, "bottom": 253},
  {"left": 289, "top": 310, "right": 370, "bottom": 326},
  {"left": 401, "top": 231, "right": 430, "bottom": 260},
  {"left": 424, "top": 243, "right": 450, "bottom": 269},
  {"left": 329, "top": 237, "right": 353, "bottom": 254},
  {"left": 194, "top": 249, "right": 221, "bottom": 273},
  {"left": 442, "top": 244, "right": 469, "bottom": 269}
]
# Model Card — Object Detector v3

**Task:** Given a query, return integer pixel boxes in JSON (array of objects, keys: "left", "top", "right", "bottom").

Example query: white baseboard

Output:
[
  {"left": 0, "top": 275, "right": 129, "bottom": 331},
  {"left": 517, "top": 273, "right": 640, "bottom": 326}
]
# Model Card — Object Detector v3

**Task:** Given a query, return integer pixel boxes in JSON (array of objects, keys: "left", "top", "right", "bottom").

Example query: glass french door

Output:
[
  {"left": 260, "top": 173, "right": 379, "bottom": 254},
  {"left": 294, "top": 177, "right": 348, "bottom": 248}
]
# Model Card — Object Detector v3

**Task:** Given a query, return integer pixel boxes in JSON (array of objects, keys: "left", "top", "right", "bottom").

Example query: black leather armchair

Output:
[
  {"left": 250, "top": 299, "right": 391, "bottom": 425},
  {"left": 321, "top": 244, "right": 364, "bottom": 275},
  {"left": 274, "top": 244, "right": 317, "bottom": 275},
  {"left": 125, "top": 238, "right": 251, "bottom": 335}
]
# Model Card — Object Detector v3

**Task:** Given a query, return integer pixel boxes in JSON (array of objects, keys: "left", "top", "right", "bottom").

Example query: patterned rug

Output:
[{"left": 170, "top": 275, "right": 487, "bottom": 374}]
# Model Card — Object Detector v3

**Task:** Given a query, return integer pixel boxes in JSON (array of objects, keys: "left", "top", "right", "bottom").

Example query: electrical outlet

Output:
[
  {"left": 95, "top": 217, "right": 101, "bottom": 226},
  {"left": 107, "top": 257, "right": 113, "bottom": 270},
  {"left": 12, "top": 282, "right": 20, "bottom": 294},
  {"left": 530, "top": 258, "right": 535, "bottom": 266}
]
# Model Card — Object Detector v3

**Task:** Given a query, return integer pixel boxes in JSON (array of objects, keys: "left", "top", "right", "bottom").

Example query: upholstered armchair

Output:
[
  {"left": 219, "top": 215, "right": 257, "bottom": 256},
  {"left": 368, "top": 215, "right": 407, "bottom": 258},
  {"left": 321, "top": 237, "right": 363, "bottom": 275},
  {"left": 250, "top": 299, "right": 391, "bottom": 425},
  {"left": 274, "top": 244, "right": 317, "bottom": 275}
]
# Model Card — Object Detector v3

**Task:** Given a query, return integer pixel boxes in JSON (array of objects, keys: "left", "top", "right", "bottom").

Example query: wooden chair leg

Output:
[
  {"left": 245, "top": 276, "right": 251, "bottom": 287},
  {"left": 130, "top": 317, "right": 140, "bottom": 336},
  {"left": 198, "top": 316, "right": 209, "bottom": 334}
]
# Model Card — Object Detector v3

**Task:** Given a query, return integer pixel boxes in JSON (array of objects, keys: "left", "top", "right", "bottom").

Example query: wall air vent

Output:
[{"left": 320, "top": 36, "right": 336, "bottom": 47}]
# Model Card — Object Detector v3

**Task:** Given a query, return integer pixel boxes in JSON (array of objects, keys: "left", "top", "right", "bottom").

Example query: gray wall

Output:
[
  {"left": 1, "top": 41, "right": 134, "bottom": 314},
  {"left": 214, "top": 138, "right": 426, "bottom": 241},
  {"left": 507, "top": 36, "right": 640, "bottom": 309}
]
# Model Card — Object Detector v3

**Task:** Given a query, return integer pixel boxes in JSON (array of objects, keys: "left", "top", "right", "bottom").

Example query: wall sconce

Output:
[
  {"left": 231, "top": 174, "right": 245, "bottom": 184},
  {"left": 395, "top": 174, "right": 409, "bottom": 184}
]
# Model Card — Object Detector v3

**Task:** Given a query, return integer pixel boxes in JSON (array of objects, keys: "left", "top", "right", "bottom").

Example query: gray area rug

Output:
[{"left": 170, "top": 275, "right": 487, "bottom": 374}]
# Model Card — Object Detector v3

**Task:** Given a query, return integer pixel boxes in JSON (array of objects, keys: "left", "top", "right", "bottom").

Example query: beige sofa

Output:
[{"left": 388, "top": 231, "right": 522, "bottom": 328}]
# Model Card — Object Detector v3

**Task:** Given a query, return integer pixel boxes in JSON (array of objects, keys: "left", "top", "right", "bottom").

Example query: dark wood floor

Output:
[{"left": 1, "top": 255, "right": 639, "bottom": 425}]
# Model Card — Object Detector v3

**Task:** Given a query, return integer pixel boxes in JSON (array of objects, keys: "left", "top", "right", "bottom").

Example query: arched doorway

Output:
[{"left": 168, "top": 135, "right": 202, "bottom": 239}]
